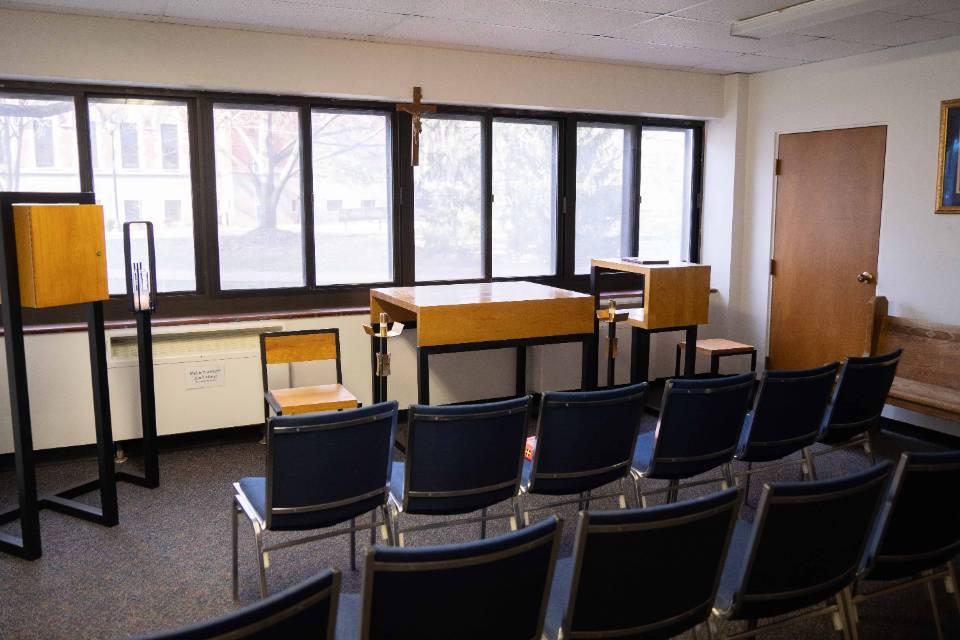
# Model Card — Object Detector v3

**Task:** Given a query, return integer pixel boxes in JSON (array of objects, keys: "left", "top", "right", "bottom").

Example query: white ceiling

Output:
[{"left": 3, "top": 0, "right": 960, "bottom": 74}]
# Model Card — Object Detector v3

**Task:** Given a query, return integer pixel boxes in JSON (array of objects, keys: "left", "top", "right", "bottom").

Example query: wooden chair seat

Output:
[
  {"left": 888, "top": 377, "right": 960, "bottom": 422},
  {"left": 680, "top": 338, "right": 756, "bottom": 356},
  {"left": 266, "top": 384, "right": 358, "bottom": 416}
]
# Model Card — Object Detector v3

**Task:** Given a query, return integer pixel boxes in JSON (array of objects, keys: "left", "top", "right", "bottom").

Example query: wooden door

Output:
[{"left": 768, "top": 126, "right": 886, "bottom": 369}]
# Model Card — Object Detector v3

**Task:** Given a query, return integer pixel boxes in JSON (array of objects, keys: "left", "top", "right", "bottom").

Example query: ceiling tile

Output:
[
  {"left": 788, "top": 10, "right": 905, "bottom": 38},
  {"left": 163, "top": 0, "right": 408, "bottom": 36},
  {"left": 881, "top": 0, "right": 960, "bottom": 17},
  {"left": 612, "top": 15, "right": 816, "bottom": 54},
  {"left": 673, "top": 0, "right": 812, "bottom": 23},
  {"left": 380, "top": 15, "right": 578, "bottom": 52},
  {"left": 414, "top": 0, "right": 658, "bottom": 36},
  {"left": 552, "top": 35, "right": 728, "bottom": 66},
  {"left": 292, "top": 0, "right": 445, "bottom": 15},
  {"left": 826, "top": 15, "right": 960, "bottom": 46},
  {"left": 762, "top": 36, "right": 886, "bottom": 61},
  {"left": 694, "top": 51, "right": 798, "bottom": 72},
  {"left": 0, "top": 0, "right": 167, "bottom": 17},
  {"left": 548, "top": 0, "right": 704, "bottom": 13}
]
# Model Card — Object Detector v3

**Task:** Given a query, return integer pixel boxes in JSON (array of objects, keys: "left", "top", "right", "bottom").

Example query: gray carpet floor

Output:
[{"left": 0, "top": 419, "right": 958, "bottom": 640}]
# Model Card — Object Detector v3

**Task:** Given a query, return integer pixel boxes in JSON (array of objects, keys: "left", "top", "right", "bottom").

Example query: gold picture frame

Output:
[{"left": 935, "top": 98, "right": 960, "bottom": 214}]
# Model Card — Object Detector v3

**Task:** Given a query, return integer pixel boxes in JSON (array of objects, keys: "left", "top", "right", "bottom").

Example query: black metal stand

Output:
[
  {"left": 0, "top": 192, "right": 118, "bottom": 560},
  {"left": 116, "top": 309, "right": 159, "bottom": 488}
]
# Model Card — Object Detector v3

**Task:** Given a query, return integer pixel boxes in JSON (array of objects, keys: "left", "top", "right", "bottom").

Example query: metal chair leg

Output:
[
  {"left": 349, "top": 518, "right": 357, "bottom": 571},
  {"left": 480, "top": 507, "right": 488, "bottom": 539},
  {"left": 231, "top": 498, "right": 240, "bottom": 600},
  {"left": 835, "top": 590, "right": 853, "bottom": 640},
  {"left": 864, "top": 431, "right": 877, "bottom": 465},
  {"left": 370, "top": 509, "right": 377, "bottom": 545},
  {"left": 253, "top": 524, "right": 268, "bottom": 599},
  {"left": 803, "top": 447, "right": 818, "bottom": 480},
  {"left": 948, "top": 560, "right": 960, "bottom": 616},
  {"left": 618, "top": 477, "right": 629, "bottom": 509},
  {"left": 511, "top": 496, "right": 522, "bottom": 530},
  {"left": 379, "top": 504, "right": 394, "bottom": 545},
  {"left": 721, "top": 463, "right": 735, "bottom": 490},
  {"left": 666, "top": 479, "right": 680, "bottom": 504},
  {"left": 926, "top": 578, "right": 946, "bottom": 640},
  {"left": 584, "top": 488, "right": 592, "bottom": 510}
]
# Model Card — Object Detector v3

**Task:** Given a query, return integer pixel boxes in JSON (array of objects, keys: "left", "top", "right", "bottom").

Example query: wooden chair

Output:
[
  {"left": 675, "top": 338, "right": 757, "bottom": 377},
  {"left": 260, "top": 329, "right": 358, "bottom": 420}
]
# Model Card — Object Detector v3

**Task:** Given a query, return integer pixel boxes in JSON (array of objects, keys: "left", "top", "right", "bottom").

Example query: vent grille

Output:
[{"left": 110, "top": 325, "right": 283, "bottom": 360}]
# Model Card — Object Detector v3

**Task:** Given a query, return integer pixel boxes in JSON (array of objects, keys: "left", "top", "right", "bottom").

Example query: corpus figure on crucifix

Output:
[{"left": 396, "top": 86, "right": 436, "bottom": 166}]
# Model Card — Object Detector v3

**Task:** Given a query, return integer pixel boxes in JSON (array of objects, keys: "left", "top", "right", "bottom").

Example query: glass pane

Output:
[
  {"left": 214, "top": 105, "right": 304, "bottom": 290},
  {"left": 414, "top": 116, "right": 482, "bottom": 282},
  {"left": 574, "top": 124, "right": 635, "bottom": 274},
  {"left": 639, "top": 128, "right": 693, "bottom": 261},
  {"left": 312, "top": 110, "right": 393, "bottom": 285},
  {"left": 90, "top": 98, "right": 197, "bottom": 293},
  {"left": 0, "top": 94, "right": 80, "bottom": 192},
  {"left": 492, "top": 120, "right": 558, "bottom": 277}
]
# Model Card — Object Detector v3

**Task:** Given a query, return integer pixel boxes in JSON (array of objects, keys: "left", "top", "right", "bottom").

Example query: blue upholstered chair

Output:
[
  {"left": 352, "top": 516, "right": 561, "bottom": 640},
  {"left": 808, "top": 350, "right": 901, "bottom": 477},
  {"left": 139, "top": 569, "right": 340, "bottom": 639},
  {"left": 631, "top": 373, "right": 754, "bottom": 505},
  {"left": 232, "top": 402, "right": 398, "bottom": 598},
  {"left": 735, "top": 363, "right": 839, "bottom": 489},
  {"left": 521, "top": 383, "right": 647, "bottom": 522},
  {"left": 545, "top": 488, "right": 740, "bottom": 640},
  {"left": 388, "top": 396, "right": 531, "bottom": 545},
  {"left": 850, "top": 450, "right": 960, "bottom": 638},
  {"left": 712, "top": 463, "right": 892, "bottom": 639}
]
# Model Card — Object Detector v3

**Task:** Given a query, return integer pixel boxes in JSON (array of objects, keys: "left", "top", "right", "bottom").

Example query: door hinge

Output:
[
  {"left": 775, "top": 158, "right": 782, "bottom": 175},
  {"left": 769, "top": 259, "right": 777, "bottom": 276}
]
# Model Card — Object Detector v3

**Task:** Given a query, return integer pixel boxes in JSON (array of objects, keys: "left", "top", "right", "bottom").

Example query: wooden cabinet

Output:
[{"left": 13, "top": 204, "right": 109, "bottom": 308}]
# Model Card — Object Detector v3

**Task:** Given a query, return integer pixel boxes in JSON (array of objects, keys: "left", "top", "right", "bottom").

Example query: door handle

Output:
[{"left": 857, "top": 271, "right": 875, "bottom": 284}]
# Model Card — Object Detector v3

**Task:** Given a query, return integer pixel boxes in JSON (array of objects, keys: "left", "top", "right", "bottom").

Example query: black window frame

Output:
[{"left": 0, "top": 78, "right": 704, "bottom": 326}]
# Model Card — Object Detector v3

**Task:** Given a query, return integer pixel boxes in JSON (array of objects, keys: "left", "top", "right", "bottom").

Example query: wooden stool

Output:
[{"left": 675, "top": 338, "right": 757, "bottom": 377}]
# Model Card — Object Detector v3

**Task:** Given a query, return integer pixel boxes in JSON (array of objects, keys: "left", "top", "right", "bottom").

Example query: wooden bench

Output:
[{"left": 869, "top": 297, "right": 960, "bottom": 423}]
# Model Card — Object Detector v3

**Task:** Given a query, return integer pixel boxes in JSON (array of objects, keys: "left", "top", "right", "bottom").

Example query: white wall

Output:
[
  {"left": 0, "top": 9, "right": 723, "bottom": 119},
  {"left": 0, "top": 10, "right": 735, "bottom": 453},
  {"left": 734, "top": 36, "right": 960, "bottom": 363}
]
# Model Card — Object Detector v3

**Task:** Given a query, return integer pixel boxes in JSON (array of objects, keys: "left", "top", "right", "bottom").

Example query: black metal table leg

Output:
[
  {"left": 0, "top": 203, "right": 41, "bottom": 560},
  {"left": 684, "top": 326, "right": 698, "bottom": 377},
  {"left": 631, "top": 327, "right": 650, "bottom": 383},
  {"left": 515, "top": 345, "right": 527, "bottom": 397},
  {"left": 370, "top": 334, "right": 380, "bottom": 404},
  {"left": 88, "top": 300, "right": 119, "bottom": 525},
  {"left": 587, "top": 265, "right": 601, "bottom": 389},
  {"left": 417, "top": 347, "right": 430, "bottom": 405},
  {"left": 606, "top": 320, "right": 617, "bottom": 388}
]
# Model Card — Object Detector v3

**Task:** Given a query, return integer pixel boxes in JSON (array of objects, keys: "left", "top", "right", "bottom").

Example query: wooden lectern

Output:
[{"left": 588, "top": 258, "right": 711, "bottom": 386}]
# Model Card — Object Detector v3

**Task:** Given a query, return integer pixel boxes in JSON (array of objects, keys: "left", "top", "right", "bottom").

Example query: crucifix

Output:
[{"left": 396, "top": 86, "right": 436, "bottom": 167}]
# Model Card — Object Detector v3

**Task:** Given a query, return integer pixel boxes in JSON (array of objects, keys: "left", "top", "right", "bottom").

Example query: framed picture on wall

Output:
[{"left": 936, "top": 98, "right": 960, "bottom": 214}]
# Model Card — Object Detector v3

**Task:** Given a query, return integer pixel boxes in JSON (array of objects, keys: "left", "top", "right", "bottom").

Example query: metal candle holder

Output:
[
  {"left": 119, "top": 221, "right": 159, "bottom": 488},
  {"left": 362, "top": 312, "right": 405, "bottom": 403}
]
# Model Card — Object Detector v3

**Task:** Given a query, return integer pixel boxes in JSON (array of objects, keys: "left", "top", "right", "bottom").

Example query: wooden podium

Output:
[
  {"left": 369, "top": 281, "right": 594, "bottom": 404},
  {"left": 588, "top": 258, "right": 710, "bottom": 386}
]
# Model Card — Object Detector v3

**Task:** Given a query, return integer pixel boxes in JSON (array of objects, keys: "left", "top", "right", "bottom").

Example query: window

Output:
[
  {"left": 89, "top": 98, "right": 197, "bottom": 293},
  {"left": 492, "top": 119, "right": 558, "bottom": 277},
  {"left": 639, "top": 128, "right": 694, "bottom": 261},
  {"left": 574, "top": 123, "right": 637, "bottom": 274},
  {"left": 33, "top": 120, "right": 54, "bottom": 167},
  {"left": 414, "top": 116, "right": 483, "bottom": 282},
  {"left": 214, "top": 104, "right": 304, "bottom": 290},
  {"left": 120, "top": 122, "right": 139, "bottom": 168},
  {"left": 123, "top": 199, "right": 141, "bottom": 221},
  {"left": 0, "top": 94, "right": 79, "bottom": 192},
  {"left": 164, "top": 199, "right": 182, "bottom": 224},
  {"left": 312, "top": 110, "right": 393, "bottom": 286},
  {"left": 161, "top": 123, "right": 179, "bottom": 170}
]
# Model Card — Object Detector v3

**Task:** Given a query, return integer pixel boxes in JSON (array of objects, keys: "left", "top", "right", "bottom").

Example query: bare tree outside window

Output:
[
  {"left": 0, "top": 95, "right": 80, "bottom": 192},
  {"left": 414, "top": 116, "right": 483, "bottom": 282},
  {"left": 492, "top": 119, "right": 558, "bottom": 277},
  {"left": 214, "top": 105, "right": 304, "bottom": 290},
  {"left": 313, "top": 110, "right": 393, "bottom": 285},
  {"left": 574, "top": 124, "right": 636, "bottom": 274},
  {"left": 90, "top": 98, "right": 197, "bottom": 293}
]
